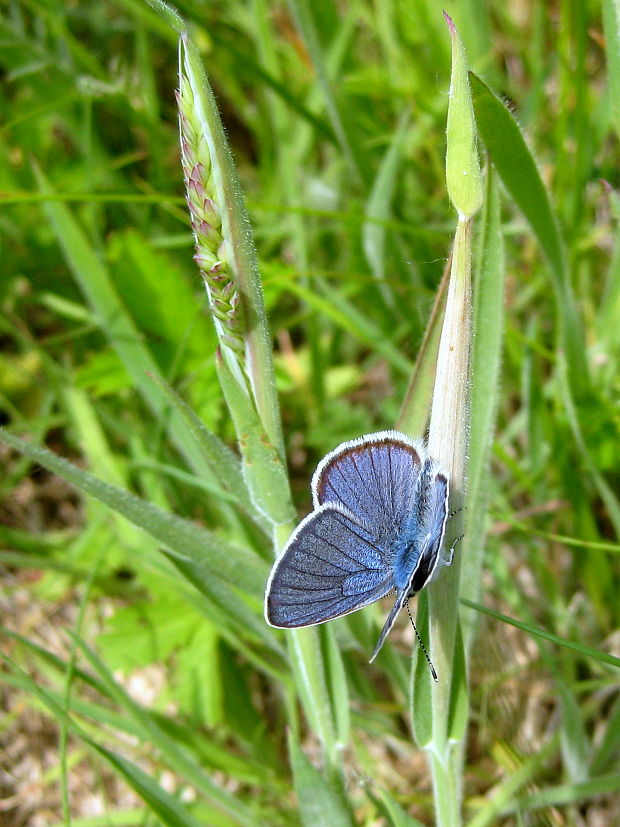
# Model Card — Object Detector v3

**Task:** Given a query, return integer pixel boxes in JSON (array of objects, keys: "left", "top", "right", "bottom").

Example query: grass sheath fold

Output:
[{"left": 419, "top": 14, "right": 483, "bottom": 826}]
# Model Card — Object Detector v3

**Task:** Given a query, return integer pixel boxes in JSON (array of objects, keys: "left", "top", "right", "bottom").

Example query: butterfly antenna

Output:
[{"left": 406, "top": 598, "right": 438, "bottom": 682}]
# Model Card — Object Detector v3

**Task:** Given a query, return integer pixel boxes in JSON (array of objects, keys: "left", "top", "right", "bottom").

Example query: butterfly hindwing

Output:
[{"left": 265, "top": 505, "right": 394, "bottom": 629}]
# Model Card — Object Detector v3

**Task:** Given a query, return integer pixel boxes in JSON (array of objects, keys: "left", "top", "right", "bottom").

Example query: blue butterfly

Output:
[{"left": 265, "top": 431, "right": 452, "bottom": 663}]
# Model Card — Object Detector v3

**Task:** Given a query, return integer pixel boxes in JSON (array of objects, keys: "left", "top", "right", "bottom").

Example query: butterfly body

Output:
[{"left": 265, "top": 431, "right": 451, "bottom": 661}]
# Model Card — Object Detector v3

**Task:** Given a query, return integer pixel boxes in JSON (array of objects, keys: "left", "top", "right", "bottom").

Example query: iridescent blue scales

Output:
[{"left": 265, "top": 431, "right": 451, "bottom": 662}]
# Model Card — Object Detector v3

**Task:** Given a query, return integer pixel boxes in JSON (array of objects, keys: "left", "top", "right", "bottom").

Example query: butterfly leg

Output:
[{"left": 445, "top": 533, "right": 464, "bottom": 566}]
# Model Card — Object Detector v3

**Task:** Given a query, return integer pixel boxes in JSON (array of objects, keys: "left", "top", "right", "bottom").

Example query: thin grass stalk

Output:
[
  {"left": 172, "top": 16, "right": 347, "bottom": 786},
  {"left": 61, "top": 548, "right": 105, "bottom": 824}
]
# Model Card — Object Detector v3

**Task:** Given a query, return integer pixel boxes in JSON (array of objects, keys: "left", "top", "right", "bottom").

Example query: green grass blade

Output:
[
  {"left": 469, "top": 73, "right": 565, "bottom": 278},
  {"left": 557, "top": 681, "right": 590, "bottom": 783},
  {"left": 288, "top": 731, "right": 353, "bottom": 827},
  {"left": 460, "top": 165, "right": 504, "bottom": 649},
  {"left": 287, "top": 0, "right": 364, "bottom": 184},
  {"left": 321, "top": 624, "right": 350, "bottom": 748},
  {"left": 32, "top": 166, "right": 222, "bottom": 485},
  {"left": 216, "top": 353, "right": 295, "bottom": 526},
  {"left": 506, "top": 774, "right": 620, "bottom": 816},
  {"left": 85, "top": 743, "right": 207, "bottom": 827},
  {"left": 363, "top": 111, "right": 410, "bottom": 304},
  {"left": 0, "top": 428, "right": 268, "bottom": 596},
  {"left": 5, "top": 628, "right": 280, "bottom": 785},
  {"left": 144, "top": 0, "right": 186, "bottom": 35},
  {"left": 60, "top": 540, "right": 103, "bottom": 823},
  {"left": 590, "top": 693, "right": 620, "bottom": 775},
  {"left": 603, "top": 0, "right": 620, "bottom": 137},
  {"left": 47, "top": 810, "right": 147, "bottom": 826},
  {"left": 411, "top": 594, "right": 433, "bottom": 748},
  {"left": 281, "top": 278, "right": 412, "bottom": 375},
  {"left": 373, "top": 789, "right": 427, "bottom": 827},
  {"left": 447, "top": 621, "right": 468, "bottom": 743},
  {"left": 71, "top": 634, "right": 260, "bottom": 822},
  {"left": 397, "top": 260, "right": 449, "bottom": 436},
  {"left": 151, "top": 372, "right": 268, "bottom": 529},
  {"left": 556, "top": 357, "right": 620, "bottom": 537},
  {"left": 469, "top": 72, "right": 590, "bottom": 396},
  {"left": 460, "top": 598, "right": 620, "bottom": 670},
  {"left": 163, "top": 551, "right": 282, "bottom": 657},
  {"left": 288, "top": 628, "right": 340, "bottom": 774},
  {"left": 465, "top": 738, "right": 559, "bottom": 827},
  {"left": 2, "top": 655, "right": 243, "bottom": 827}
]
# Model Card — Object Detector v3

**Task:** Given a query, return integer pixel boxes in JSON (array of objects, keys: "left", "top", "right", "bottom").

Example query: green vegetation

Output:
[{"left": 1, "top": 1, "right": 619, "bottom": 825}]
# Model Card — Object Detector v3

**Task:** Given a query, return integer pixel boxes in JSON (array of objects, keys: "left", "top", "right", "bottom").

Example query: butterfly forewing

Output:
[
  {"left": 312, "top": 431, "right": 424, "bottom": 539},
  {"left": 265, "top": 505, "right": 394, "bottom": 629}
]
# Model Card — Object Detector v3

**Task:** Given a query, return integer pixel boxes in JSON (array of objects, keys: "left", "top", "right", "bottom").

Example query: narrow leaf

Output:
[
  {"left": 363, "top": 111, "right": 410, "bottom": 303},
  {"left": 590, "top": 692, "right": 620, "bottom": 775},
  {"left": 447, "top": 621, "right": 468, "bottom": 743},
  {"left": 287, "top": 0, "right": 363, "bottom": 184},
  {"left": 460, "top": 598, "right": 620, "bottom": 670},
  {"left": 2, "top": 655, "right": 252, "bottom": 826},
  {"left": 397, "top": 259, "right": 449, "bottom": 436},
  {"left": 469, "top": 73, "right": 565, "bottom": 279},
  {"left": 411, "top": 594, "right": 433, "bottom": 749},
  {"left": 288, "top": 628, "right": 339, "bottom": 763},
  {"left": 469, "top": 72, "right": 590, "bottom": 395},
  {"left": 460, "top": 165, "right": 504, "bottom": 650},
  {"left": 288, "top": 732, "right": 353, "bottom": 827},
  {"left": 72, "top": 633, "right": 261, "bottom": 820},
  {"left": 321, "top": 624, "right": 350, "bottom": 748},
  {"left": 216, "top": 353, "right": 295, "bottom": 525},
  {"left": 281, "top": 278, "right": 412, "bottom": 375},
  {"left": 603, "top": 0, "right": 620, "bottom": 137},
  {"left": 0, "top": 428, "right": 267, "bottom": 597},
  {"left": 558, "top": 681, "right": 590, "bottom": 783},
  {"left": 374, "top": 789, "right": 427, "bottom": 827},
  {"left": 151, "top": 373, "right": 268, "bottom": 529},
  {"left": 511, "top": 773, "right": 620, "bottom": 813}
]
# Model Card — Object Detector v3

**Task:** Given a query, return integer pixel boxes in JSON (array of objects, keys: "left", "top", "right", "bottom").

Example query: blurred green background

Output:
[{"left": 1, "top": 1, "right": 620, "bottom": 825}]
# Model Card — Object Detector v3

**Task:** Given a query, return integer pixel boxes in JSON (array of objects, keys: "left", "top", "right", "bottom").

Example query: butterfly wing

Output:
[
  {"left": 265, "top": 505, "right": 394, "bottom": 628},
  {"left": 312, "top": 431, "right": 424, "bottom": 541}
]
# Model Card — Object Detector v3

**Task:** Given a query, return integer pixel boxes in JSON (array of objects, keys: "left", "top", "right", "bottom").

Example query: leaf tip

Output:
[{"left": 443, "top": 10, "right": 456, "bottom": 34}]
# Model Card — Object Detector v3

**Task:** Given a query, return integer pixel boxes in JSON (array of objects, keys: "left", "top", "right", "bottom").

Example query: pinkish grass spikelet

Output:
[{"left": 177, "top": 76, "right": 244, "bottom": 355}]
